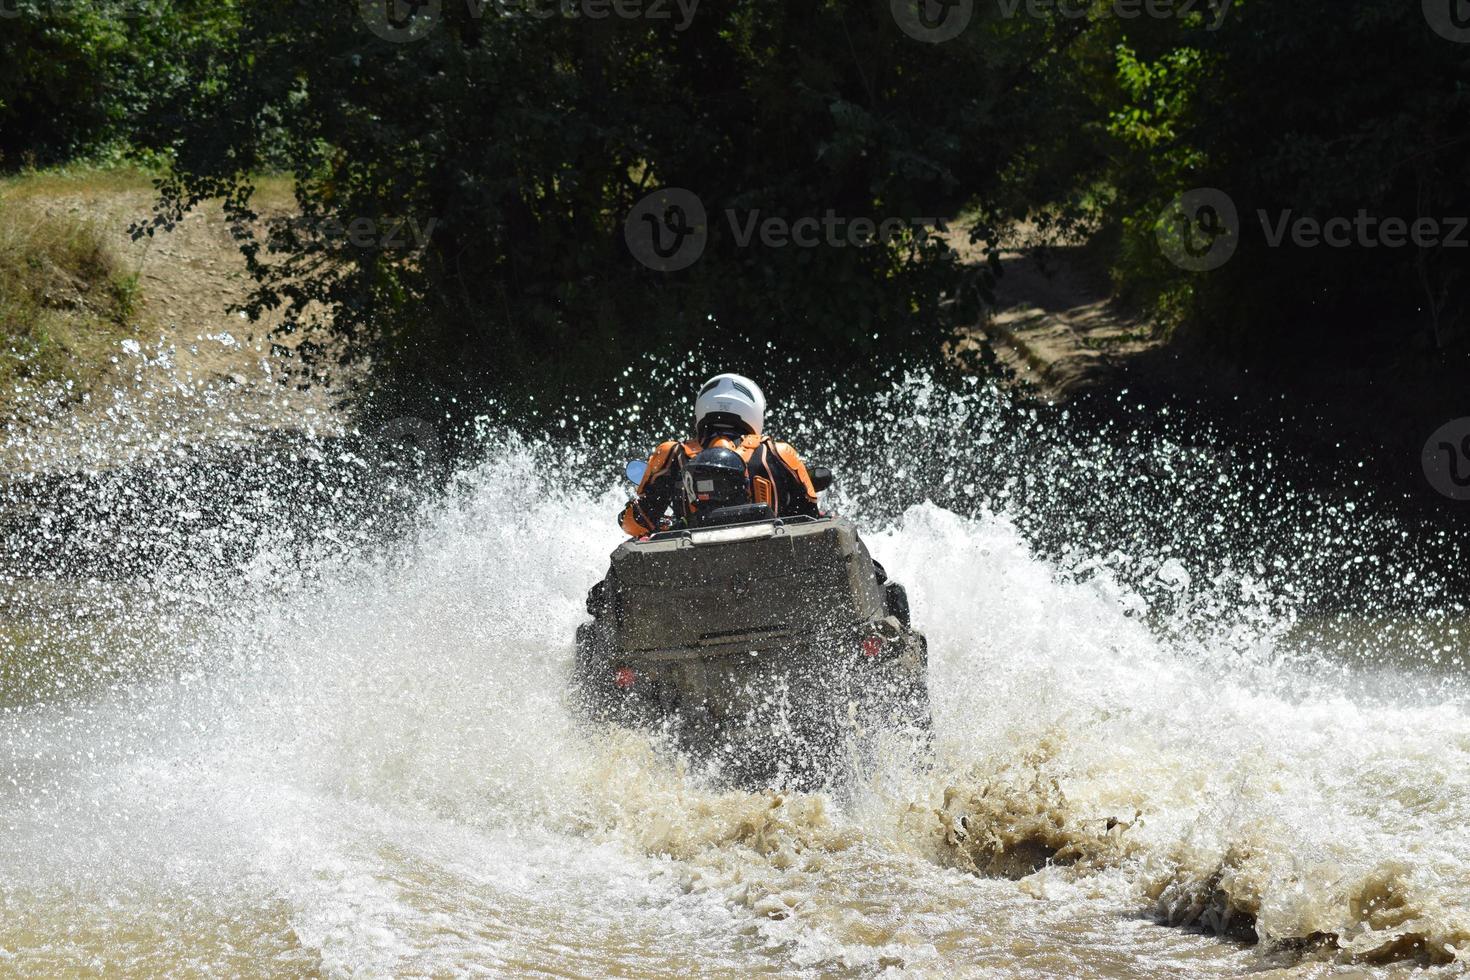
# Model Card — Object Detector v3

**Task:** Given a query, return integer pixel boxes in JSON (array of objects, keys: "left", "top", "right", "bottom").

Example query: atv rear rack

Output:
[{"left": 646, "top": 514, "right": 819, "bottom": 544}]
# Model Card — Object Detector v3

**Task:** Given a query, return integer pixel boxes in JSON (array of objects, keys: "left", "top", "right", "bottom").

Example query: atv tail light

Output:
[
  {"left": 861, "top": 636, "right": 884, "bottom": 658},
  {"left": 614, "top": 667, "right": 637, "bottom": 689}
]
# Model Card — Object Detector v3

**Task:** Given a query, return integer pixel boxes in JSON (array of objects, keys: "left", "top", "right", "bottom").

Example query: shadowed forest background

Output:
[{"left": 1, "top": 0, "right": 1467, "bottom": 487}]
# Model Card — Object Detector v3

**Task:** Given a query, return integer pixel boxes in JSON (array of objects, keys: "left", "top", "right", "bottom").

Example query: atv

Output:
[{"left": 574, "top": 463, "right": 930, "bottom": 788}]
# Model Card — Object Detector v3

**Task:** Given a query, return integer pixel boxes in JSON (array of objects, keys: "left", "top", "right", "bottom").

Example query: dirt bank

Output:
[{"left": 0, "top": 171, "right": 346, "bottom": 475}]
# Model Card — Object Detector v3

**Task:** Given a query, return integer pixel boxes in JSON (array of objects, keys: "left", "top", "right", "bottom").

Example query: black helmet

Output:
[{"left": 682, "top": 447, "right": 749, "bottom": 509}]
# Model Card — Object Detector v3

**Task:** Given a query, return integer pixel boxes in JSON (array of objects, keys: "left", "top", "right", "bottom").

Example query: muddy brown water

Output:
[{"left": 2, "top": 457, "right": 1467, "bottom": 976}]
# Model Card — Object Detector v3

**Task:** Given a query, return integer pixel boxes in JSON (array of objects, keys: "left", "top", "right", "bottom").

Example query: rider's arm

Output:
[
  {"left": 772, "top": 442, "right": 821, "bottom": 517},
  {"left": 619, "top": 441, "right": 680, "bottom": 536}
]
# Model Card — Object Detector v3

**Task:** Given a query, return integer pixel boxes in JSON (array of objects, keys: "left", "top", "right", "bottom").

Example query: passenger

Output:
[{"left": 620, "top": 373, "right": 820, "bottom": 536}]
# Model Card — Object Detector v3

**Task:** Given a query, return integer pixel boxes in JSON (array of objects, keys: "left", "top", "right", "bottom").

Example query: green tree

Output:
[
  {"left": 0, "top": 0, "right": 236, "bottom": 168},
  {"left": 142, "top": 0, "right": 1105, "bottom": 413},
  {"left": 1105, "top": 0, "right": 1470, "bottom": 362}
]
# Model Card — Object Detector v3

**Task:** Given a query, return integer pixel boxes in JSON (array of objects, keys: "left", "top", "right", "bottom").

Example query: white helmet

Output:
[{"left": 695, "top": 373, "right": 766, "bottom": 436}]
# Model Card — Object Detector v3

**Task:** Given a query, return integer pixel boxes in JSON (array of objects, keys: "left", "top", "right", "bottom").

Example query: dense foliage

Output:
[
  {"left": 1104, "top": 1, "right": 1470, "bottom": 366},
  {"left": 136, "top": 0, "right": 1103, "bottom": 408},
  {"left": 7, "top": 0, "right": 1468, "bottom": 415},
  {"left": 0, "top": 0, "right": 237, "bottom": 168}
]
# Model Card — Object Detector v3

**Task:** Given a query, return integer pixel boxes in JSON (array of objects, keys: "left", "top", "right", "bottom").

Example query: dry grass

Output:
[
  {"left": 1, "top": 165, "right": 296, "bottom": 205},
  {"left": 0, "top": 163, "right": 158, "bottom": 200},
  {"left": 0, "top": 193, "right": 139, "bottom": 416}
]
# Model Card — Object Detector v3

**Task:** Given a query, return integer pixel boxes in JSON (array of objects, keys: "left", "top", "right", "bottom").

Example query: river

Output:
[{"left": 1, "top": 378, "right": 1467, "bottom": 976}]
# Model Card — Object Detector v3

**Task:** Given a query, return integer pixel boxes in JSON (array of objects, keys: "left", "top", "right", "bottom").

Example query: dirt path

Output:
[
  {"left": 1, "top": 177, "right": 347, "bottom": 474},
  {"left": 944, "top": 224, "right": 1165, "bottom": 400},
  {"left": 982, "top": 246, "right": 1161, "bottom": 396}
]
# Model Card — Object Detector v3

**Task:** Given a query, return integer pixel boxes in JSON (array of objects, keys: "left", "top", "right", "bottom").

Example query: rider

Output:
[{"left": 620, "top": 374, "right": 821, "bottom": 536}]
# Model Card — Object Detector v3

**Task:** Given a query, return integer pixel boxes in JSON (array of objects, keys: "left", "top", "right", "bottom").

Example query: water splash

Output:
[{"left": 1, "top": 374, "right": 1468, "bottom": 974}]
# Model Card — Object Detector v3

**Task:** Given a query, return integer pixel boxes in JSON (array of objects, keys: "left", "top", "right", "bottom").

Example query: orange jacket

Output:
[{"left": 620, "top": 432, "right": 820, "bottom": 537}]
